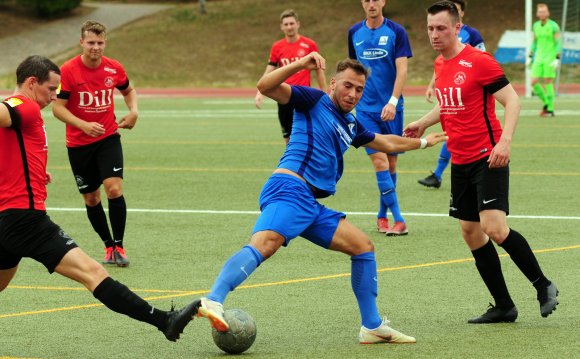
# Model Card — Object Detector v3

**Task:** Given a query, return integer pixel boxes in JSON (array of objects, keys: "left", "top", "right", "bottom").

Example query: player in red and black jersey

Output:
[
  {"left": 0, "top": 55, "right": 198, "bottom": 341},
  {"left": 254, "top": 9, "right": 327, "bottom": 144},
  {"left": 406, "top": 1, "right": 558, "bottom": 324},
  {"left": 53, "top": 20, "right": 137, "bottom": 267}
]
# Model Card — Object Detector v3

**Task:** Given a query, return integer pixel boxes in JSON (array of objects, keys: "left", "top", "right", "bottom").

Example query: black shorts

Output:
[
  {"left": 277, "top": 102, "right": 294, "bottom": 138},
  {"left": 0, "top": 210, "right": 78, "bottom": 273},
  {"left": 449, "top": 157, "right": 509, "bottom": 222},
  {"left": 67, "top": 134, "right": 124, "bottom": 194}
]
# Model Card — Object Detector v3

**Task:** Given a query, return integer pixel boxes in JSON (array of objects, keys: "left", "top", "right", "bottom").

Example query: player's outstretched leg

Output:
[{"left": 197, "top": 245, "right": 264, "bottom": 332}]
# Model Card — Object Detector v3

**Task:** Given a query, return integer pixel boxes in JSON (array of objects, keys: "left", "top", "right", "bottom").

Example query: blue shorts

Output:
[
  {"left": 253, "top": 174, "right": 345, "bottom": 249},
  {"left": 356, "top": 110, "right": 404, "bottom": 155}
]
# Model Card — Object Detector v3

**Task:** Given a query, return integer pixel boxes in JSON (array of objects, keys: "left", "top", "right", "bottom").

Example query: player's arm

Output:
[
  {"left": 382, "top": 56, "right": 408, "bottom": 121},
  {"left": 52, "top": 98, "right": 105, "bottom": 137},
  {"left": 365, "top": 131, "right": 446, "bottom": 153},
  {"left": 404, "top": 104, "right": 441, "bottom": 139},
  {"left": 0, "top": 102, "right": 12, "bottom": 128},
  {"left": 257, "top": 52, "right": 326, "bottom": 105},
  {"left": 118, "top": 84, "right": 138, "bottom": 129},
  {"left": 551, "top": 28, "right": 563, "bottom": 69},
  {"left": 314, "top": 67, "right": 327, "bottom": 93},
  {"left": 488, "top": 83, "right": 520, "bottom": 168},
  {"left": 255, "top": 64, "right": 276, "bottom": 109},
  {"left": 527, "top": 32, "right": 537, "bottom": 66}
]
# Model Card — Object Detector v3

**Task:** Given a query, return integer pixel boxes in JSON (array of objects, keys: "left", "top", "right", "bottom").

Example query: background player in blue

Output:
[
  {"left": 348, "top": 0, "right": 413, "bottom": 236},
  {"left": 419, "top": 0, "right": 485, "bottom": 189},
  {"left": 194, "top": 52, "right": 446, "bottom": 344}
]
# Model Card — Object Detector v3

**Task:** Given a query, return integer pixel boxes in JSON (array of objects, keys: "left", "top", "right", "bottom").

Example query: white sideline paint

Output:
[{"left": 46, "top": 207, "right": 580, "bottom": 220}]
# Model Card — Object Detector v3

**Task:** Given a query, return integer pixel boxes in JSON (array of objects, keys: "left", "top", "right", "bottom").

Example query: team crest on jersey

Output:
[
  {"left": 5, "top": 98, "right": 23, "bottom": 107},
  {"left": 378, "top": 36, "right": 389, "bottom": 46},
  {"left": 454, "top": 72, "right": 467, "bottom": 85},
  {"left": 104, "top": 76, "right": 114, "bottom": 87},
  {"left": 104, "top": 66, "right": 117, "bottom": 74},
  {"left": 297, "top": 48, "right": 306, "bottom": 57}
]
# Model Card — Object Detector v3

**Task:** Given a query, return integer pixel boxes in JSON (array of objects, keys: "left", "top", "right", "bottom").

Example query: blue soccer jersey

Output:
[
  {"left": 348, "top": 19, "right": 412, "bottom": 113},
  {"left": 277, "top": 86, "right": 375, "bottom": 198},
  {"left": 459, "top": 24, "right": 485, "bottom": 50}
]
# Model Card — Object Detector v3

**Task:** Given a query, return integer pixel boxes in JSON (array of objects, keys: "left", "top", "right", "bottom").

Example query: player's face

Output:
[
  {"left": 80, "top": 31, "right": 106, "bottom": 62},
  {"left": 427, "top": 11, "right": 460, "bottom": 52},
  {"left": 361, "top": 0, "right": 385, "bottom": 19},
  {"left": 537, "top": 6, "right": 550, "bottom": 21},
  {"left": 280, "top": 17, "right": 299, "bottom": 38},
  {"left": 31, "top": 71, "right": 61, "bottom": 109},
  {"left": 330, "top": 68, "right": 366, "bottom": 113}
]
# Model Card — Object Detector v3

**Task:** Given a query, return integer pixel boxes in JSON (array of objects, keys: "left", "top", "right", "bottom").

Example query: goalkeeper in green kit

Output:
[{"left": 528, "top": 3, "right": 561, "bottom": 117}]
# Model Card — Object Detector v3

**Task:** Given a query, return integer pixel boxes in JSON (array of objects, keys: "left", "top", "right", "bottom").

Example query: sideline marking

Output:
[{"left": 2, "top": 244, "right": 579, "bottom": 319}]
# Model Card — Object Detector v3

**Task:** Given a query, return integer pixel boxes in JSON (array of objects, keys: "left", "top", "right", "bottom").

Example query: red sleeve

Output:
[
  {"left": 475, "top": 52, "right": 505, "bottom": 86},
  {"left": 310, "top": 39, "right": 319, "bottom": 53},
  {"left": 268, "top": 42, "right": 279, "bottom": 65},
  {"left": 59, "top": 61, "right": 74, "bottom": 93}
]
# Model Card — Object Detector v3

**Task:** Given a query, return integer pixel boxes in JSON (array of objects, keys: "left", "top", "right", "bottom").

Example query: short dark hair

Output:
[
  {"left": 336, "top": 58, "right": 370, "bottom": 79},
  {"left": 81, "top": 20, "right": 107, "bottom": 38},
  {"left": 280, "top": 9, "right": 298, "bottom": 22},
  {"left": 427, "top": 1, "right": 461, "bottom": 24},
  {"left": 449, "top": 0, "right": 466, "bottom": 11},
  {"left": 16, "top": 55, "right": 60, "bottom": 85}
]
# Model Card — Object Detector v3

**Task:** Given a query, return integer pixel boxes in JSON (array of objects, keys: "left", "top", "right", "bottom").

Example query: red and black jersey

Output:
[
  {"left": 0, "top": 96, "right": 48, "bottom": 212},
  {"left": 57, "top": 55, "right": 129, "bottom": 147},
  {"left": 268, "top": 36, "right": 319, "bottom": 86},
  {"left": 434, "top": 45, "right": 509, "bottom": 165}
]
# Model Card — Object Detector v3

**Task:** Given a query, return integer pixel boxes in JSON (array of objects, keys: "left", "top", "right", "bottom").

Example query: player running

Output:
[{"left": 406, "top": 1, "right": 559, "bottom": 323}]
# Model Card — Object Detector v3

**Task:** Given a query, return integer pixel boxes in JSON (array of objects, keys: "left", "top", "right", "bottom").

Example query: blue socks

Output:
[
  {"left": 433, "top": 142, "right": 451, "bottom": 181},
  {"left": 351, "top": 252, "right": 382, "bottom": 329},
  {"left": 207, "top": 245, "right": 264, "bottom": 304},
  {"left": 375, "top": 171, "right": 404, "bottom": 223}
]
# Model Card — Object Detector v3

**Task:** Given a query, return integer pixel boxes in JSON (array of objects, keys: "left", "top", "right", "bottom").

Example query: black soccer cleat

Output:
[
  {"left": 537, "top": 282, "right": 559, "bottom": 318},
  {"left": 467, "top": 303, "right": 518, "bottom": 324},
  {"left": 418, "top": 172, "right": 442, "bottom": 189},
  {"left": 162, "top": 299, "right": 201, "bottom": 342}
]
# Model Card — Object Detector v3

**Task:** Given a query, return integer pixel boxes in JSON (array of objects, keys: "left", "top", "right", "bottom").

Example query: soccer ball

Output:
[{"left": 211, "top": 308, "right": 257, "bottom": 354}]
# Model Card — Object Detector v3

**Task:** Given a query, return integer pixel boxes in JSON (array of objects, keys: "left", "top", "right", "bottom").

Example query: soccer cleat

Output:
[
  {"left": 418, "top": 172, "right": 441, "bottom": 189},
  {"left": 377, "top": 218, "right": 390, "bottom": 233},
  {"left": 467, "top": 303, "right": 518, "bottom": 324},
  {"left": 162, "top": 299, "right": 201, "bottom": 342},
  {"left": 102, "top": 247, "right": 115, "bottom": 265},
  {"left": 540, "top": 106, "right": 555, "bottom": 117},
  {"left": 113, "top": 247, "right": 130, "bottom": 267},
  {"left": 386, "top": 221, "right": 408, "bottom": 236},
  {"left": 537, "top": 281, "right": 559, "bottom": 318},
  {"left": 359, "top": 317, "right": 416, "bottom": 344},
  {"left": 197, "top": 297, "right": 229, "bottom": 332}
]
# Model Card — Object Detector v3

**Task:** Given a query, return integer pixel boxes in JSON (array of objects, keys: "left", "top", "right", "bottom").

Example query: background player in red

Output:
[
  {"left": 254, "top": 9, "right": 327, "bottom": 144},
  {"left": 0, "top": 55, "right": 198, "bottom": 342},
  {"left": 53, "top": 20, "right": 137, "bottom": 267},
  {"left": 405, "top": 1, "right": 558, "bottom": 323}
]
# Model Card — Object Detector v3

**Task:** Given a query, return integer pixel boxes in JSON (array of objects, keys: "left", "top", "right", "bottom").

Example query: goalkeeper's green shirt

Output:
[{"left": 532, "top": 19, "right": 561, "bottom": 61}]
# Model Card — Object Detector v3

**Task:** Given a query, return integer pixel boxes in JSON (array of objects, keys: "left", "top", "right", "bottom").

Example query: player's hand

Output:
[
  {"left": 550, "top": 59, "right": 560, "bottom": 70},
  {"left": 403, "top": 121, "right": 425, "bottom": 139},
  {"left": 425, "top": 86, "right": 435, "bottom": 103},
  {"left": 488, "top": 138, "right": 510, "bottom": 168},
  {"left": 81, "top": 121, "right": 106, "bottom": 137},
  {"left": 118, "top": 111, "right": 138, "bottom": 130},
  {"left": 525, "top": 55, "right": 533, "bottom": 67},
  {"left": 255, "top": 92, "right": 264, "bottom": 109},
  {"left": 381, "top": 103, "right": 396, "bottom": 121},
  {"left": 300, "top": 52, "right": 326, "bottom": 72},
  {"left": 45, "top": 171, "right": 52, "bottom": 185},
  {"left": 424, "top": 132, "right": 448, "bottom": 147}
]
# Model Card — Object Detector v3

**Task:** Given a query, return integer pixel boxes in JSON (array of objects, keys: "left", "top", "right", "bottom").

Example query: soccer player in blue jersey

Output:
[
  {"left": 348, "top": 0, "right": 413, "bottom": 236},
  {"left": 195, "top": 52, "right": 446, "bottom": 344},
  {"left": 419, "top": 0, "right": 486, "bottom": 189}
]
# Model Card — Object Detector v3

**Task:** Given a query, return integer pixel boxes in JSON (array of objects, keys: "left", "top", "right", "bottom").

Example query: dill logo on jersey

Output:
[{"left": 78, "top": 89, "right": 114, "bottom": 109}]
